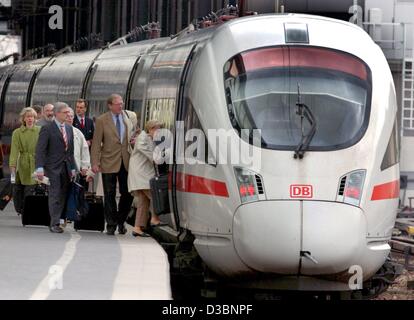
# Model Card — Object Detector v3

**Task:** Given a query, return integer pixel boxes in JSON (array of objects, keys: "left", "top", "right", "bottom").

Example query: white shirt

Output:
[
  {"left": 55, "top": 119, "right": 67, "bottom": 137},
  {"left": 73, "top": 126, "right": 90, "bottom": 171},
  {"left": 77, "top": 115, "right": 86, "bottom": 125}
]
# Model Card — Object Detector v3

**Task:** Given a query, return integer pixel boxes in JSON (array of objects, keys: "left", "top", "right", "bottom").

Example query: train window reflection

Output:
[
  {"left": 224, "top": 47, "right": 372, "bottom": 151},
  {"left": 4, "top": 69, "right": 36, "bottom": 133},
  {"left": 145, "top": 98, "right": 175, "bottom": 130},
  {"left": 86, "top": 57, "right": 138, "bottom": 118},
  {"left": 129, "top": 55, "right": 157, "bottom": 124},
  {"left": 381, "top": 121, "right": 399, "bottom": 171},
  {"left": 183, "top": 100, "right": 215, "bottom": 165}
]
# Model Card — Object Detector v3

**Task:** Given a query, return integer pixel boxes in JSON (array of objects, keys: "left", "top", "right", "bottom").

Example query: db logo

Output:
[{"left": 290, "top": 185, "right": 313, "bottom": 198}]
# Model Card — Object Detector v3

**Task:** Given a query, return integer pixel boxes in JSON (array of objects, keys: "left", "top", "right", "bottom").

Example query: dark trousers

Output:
[
  {"left": 13, "top": 184, "right": 36, "bottom": 214},
  {"left": 48, "top": 165, "right": 71, "bottom": 227},
  {"left": 102, "top": 163, "right": 133, "bottom": 230}
]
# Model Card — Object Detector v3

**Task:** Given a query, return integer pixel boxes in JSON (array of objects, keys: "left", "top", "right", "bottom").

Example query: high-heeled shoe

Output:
[{"left": 132, "top": 231, "right": 151, "bottom": 238}]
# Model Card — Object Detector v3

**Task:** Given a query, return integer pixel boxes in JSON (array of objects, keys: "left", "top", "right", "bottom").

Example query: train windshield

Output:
[{"left": 223, "top": 46, "right": 372, "bottom": 151}]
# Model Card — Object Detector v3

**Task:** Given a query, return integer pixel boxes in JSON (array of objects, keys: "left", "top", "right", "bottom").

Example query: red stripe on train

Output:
[
  {"left": 371, "top": 180, "right": 400, "bottom": 201},
  {"left": 175, "top": 172, "right": 229, "bottom": 198}
]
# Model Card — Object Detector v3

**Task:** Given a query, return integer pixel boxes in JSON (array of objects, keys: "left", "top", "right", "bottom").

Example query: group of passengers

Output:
[{"left": 9, "top": 94, "right": 162, "bottom": 237}]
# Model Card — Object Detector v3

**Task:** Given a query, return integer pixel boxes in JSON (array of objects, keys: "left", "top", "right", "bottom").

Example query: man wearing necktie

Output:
[
  {"left": 91, "top": 94, "right": 134, "bottom": 235},
  {"left": 73, "top": 99, "right": 94, "bottom": 147},
  {"left": 35, "top": 102, "right": 76, "bottom": 234}
]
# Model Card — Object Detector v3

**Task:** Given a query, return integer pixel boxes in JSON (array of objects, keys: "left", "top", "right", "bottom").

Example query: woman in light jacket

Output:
[
  {"left": 128, "top": 120, "right": 162, "bottom": 237},
  {"left": 9, "top": 107, "right": 41, "bottom": 214}
]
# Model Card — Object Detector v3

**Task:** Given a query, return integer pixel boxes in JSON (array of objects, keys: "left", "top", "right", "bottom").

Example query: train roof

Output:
[{"left": 0, "top": 13, "right": 373, "bottom": 74}]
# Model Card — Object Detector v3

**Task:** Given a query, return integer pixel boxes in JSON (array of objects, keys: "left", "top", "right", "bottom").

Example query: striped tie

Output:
[{"left": 60, "top": 124, "right": 68, "bottom": 150}]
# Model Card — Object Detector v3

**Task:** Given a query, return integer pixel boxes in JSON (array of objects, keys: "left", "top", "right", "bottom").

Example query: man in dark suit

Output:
[
  {"left": 73, "top": 99, "right": 94, "bottom": 147},
  {"left": 35, "top": 102, "right": 76, "bottom": 233}
]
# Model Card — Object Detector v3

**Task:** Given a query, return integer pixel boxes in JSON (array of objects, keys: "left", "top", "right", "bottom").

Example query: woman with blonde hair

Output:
[
  {"left": 128, "top": 119, "right": 163, "bottom": 237},
  {"left": 9, "top": 107, "right": 41, "bottom": 214}
]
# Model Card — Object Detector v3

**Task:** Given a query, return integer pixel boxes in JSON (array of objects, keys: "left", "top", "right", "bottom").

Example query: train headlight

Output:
[
  {"left": 338, "top": 170, "right": 366, "bottom": 207},
  {"left": 234, "top": 167, "right": 259, "bottom": 203}
]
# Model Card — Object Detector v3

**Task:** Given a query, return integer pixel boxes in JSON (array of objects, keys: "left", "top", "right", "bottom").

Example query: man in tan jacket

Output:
[{"left": 91, "top": 94, "right": 135, "bottom": 235}]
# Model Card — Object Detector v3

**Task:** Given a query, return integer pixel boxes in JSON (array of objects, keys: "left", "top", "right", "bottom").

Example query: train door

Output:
[{"left": 143, "top": 43, "right": 196, "bottom": 231}]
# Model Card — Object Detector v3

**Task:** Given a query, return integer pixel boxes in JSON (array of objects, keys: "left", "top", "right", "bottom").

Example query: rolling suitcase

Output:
[
  {"left": 74, "top": 194, "right": 105, "bottom": 232},
  {"left": 22, "top": 184, "right": 50, "bottom": 227}
]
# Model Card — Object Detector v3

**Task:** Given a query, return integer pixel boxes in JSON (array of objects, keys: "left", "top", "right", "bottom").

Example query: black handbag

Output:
[
  {"left": 149, "top": 164, "right": 170, "bottom": 215},
  {"left": 65, "top": 180, "right": 88, "bottom": 221},
  {"left": 126, "top": 206, "right": 136, "bottom": 227}
]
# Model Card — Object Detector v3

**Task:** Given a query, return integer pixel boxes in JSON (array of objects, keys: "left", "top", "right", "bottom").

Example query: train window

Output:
[
  {"left": 183, "top": 100, "right": 214, "bottom": 165},
  {"left": 3, "top": 67, "right": 37, "bottom": 133},
  {"left": 86, "top": 57, "right": 138, "bottom": 119},
  {"left": 1, "top": 61, "right": 46, "bottom": 174},
  {"left": 381, "top": 121, "right": 400, "bottom": 171},
  {"left": 31, "top": 66, "right": 60, "bottom": 105},
  {"left": 224, "top": 46, "right": 372, "bottom": 152},
  {"left": 143, "top": 44, "right": 195, "bottom": 132},
  {"left": 129, "top": 54, "right": 157, "bottom": 127},
  {"left": 145, "top": 98, "right": 175, "bottom": 130},
  {"left": 32, "top": 60, "right": 94, "bottom": 107},
  {"left": 56, "top": 63, "right": 90, "bottom": 107},
  {"left": 0, "top": 74, "right": 9, "bottom": 172}
]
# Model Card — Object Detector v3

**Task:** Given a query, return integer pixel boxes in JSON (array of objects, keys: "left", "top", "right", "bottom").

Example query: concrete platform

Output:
[{"left": 0, "top": 202, "right": 171, "bottom": 300}]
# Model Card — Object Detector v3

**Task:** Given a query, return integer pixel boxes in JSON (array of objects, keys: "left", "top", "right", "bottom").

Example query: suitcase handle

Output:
[{"left": 34, "top": 184, "right": 48, "bottom": 196}]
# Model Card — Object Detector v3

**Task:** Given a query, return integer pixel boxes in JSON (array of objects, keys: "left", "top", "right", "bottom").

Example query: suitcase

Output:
[
  {"left": 149, "top": 174, "right": 170, "bottom": 215},
  {"left": 22, "top": 184, "right": 50, "bottom": 227},
  {"left": 74, "top": 195, "right": 105, "bottom": 232}
]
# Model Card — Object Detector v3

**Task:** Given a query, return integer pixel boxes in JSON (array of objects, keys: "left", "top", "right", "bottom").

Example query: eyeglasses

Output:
[{"left": 112, "top": 102, "right": 124, "bottom": 106}]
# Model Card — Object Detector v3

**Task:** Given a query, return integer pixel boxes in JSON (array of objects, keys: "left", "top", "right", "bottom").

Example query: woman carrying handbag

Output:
[{"left": 127, "top": 120, "right": 163, "bottom": 237}]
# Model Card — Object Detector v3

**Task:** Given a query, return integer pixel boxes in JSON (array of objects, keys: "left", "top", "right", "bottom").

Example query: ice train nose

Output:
[
  {"left": 233, "top": 201, "right": 302, "bottom": 274},
  {"left": 233, "top": 201, "right": 369, "bottom": 275}
]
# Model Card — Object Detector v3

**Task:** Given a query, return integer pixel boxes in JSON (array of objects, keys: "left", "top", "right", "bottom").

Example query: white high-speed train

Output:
[{"left": 0, "top": 14, "right": 399, "bottom": 293}]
